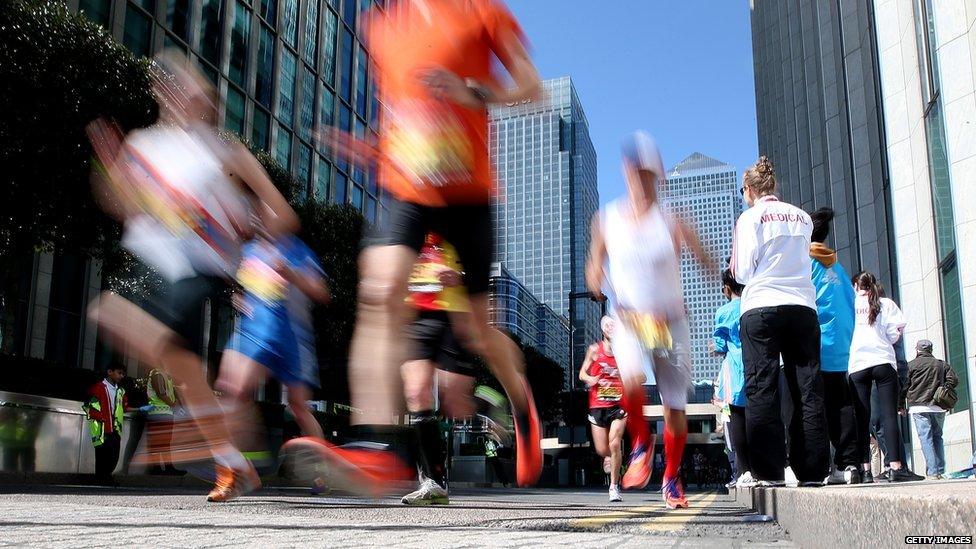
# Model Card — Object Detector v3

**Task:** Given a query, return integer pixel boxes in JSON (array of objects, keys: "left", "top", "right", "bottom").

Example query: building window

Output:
[
  {"left": 278, "top": 50, "right": 297, "bottom": 125},
  {"left": 123, "top": 2, "right": 153, "bottom": 58},
  {"left": 342, "top": 0, "right": 357, "bottom": 28},
  {"left": 355, "top": 45, "right": 368, "bottom": 115},
  {"left": 299, "top": 67, "right": 316, "bottom": 141},
  {"left": 225, "top": 86, "right": 246, "bottom": 135},
  {"left": 252, "top": 107, "right": 271, "bottom": 149},
  {"left": 297, "top": 144, "right": 312, "bottom": 201},
  {"left": 228, "top": 1, "right": 251, "bottom": 87},
  {"left": 256, "top": 25, "right": 275, "bottom": 109},
  {"left": 276, "top": 125, "right": 292, "bottom": 169},
  {"left": 79, "top": 0, "right": 112, "bottom": 27},
  {"left": 350, "top": 183, "right": 363, "bottom": 211},
  {"left": 282, "top": 0, "right": 298, "bottom": 47},
  {"left": 334, "top": 172, "right": 348, "bottom": 204},
  {"left": 166, "top": 0, "right": 192, "bottom": 42},
  {"left": 303, "top": 0, "right": 319, "bottom": 65},
  {"left": 322, "top": 8, "right": 338, "bottom": 85},
  {"left": 316, "top": 159, "right": 332, "bottom": 201},
  {"left": 259, "top": 0, "right": 277, "bottom": 26},
  {"left": 339, "top": 28, "right": 354, "bottom": 102},
  {"left": 199, "top": 0, "right": 224, "bottom": 68}
]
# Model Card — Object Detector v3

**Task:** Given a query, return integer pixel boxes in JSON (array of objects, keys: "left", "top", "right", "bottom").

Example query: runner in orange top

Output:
[{"left": 312, "top": 0, "right": 544, "bottom": 491}]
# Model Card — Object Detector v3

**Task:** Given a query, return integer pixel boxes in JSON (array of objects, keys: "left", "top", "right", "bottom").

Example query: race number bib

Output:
[
  {"left": 619, "top": 311, "right": 673, "bottom": 351},
  {"left": 385, "top": 99, "right": 474, "bottom": 188},
  {"left": 597, "top": 386, "right": 623, "bottom": 402}
]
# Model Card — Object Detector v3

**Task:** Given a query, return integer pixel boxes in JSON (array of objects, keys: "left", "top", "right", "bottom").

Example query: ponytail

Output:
[{"left": 853, "top": 271, "right": 882, "bottom": 325}]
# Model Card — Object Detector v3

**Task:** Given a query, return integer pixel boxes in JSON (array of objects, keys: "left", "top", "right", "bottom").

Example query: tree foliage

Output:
[{"left": 0, "top": 0, "right": 157, "bottom": 258}]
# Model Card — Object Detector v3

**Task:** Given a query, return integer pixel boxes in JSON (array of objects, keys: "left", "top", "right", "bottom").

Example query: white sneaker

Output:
[
  {"left": 608, "top": 485, "right": 622, "bottom": 502},
  {"left": 784, "top": 466, "right": 798, "bottom": 487},
  {"left": 736, "top": 471, "right": 757, "bottom": 488},
  {"left": 401, "top": 478, "right": 449, "bottom": 506}
]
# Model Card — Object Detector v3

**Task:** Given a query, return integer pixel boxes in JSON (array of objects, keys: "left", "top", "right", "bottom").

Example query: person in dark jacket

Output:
[{"left": 905, "top": 340, "right": 959, "bottom": 478}]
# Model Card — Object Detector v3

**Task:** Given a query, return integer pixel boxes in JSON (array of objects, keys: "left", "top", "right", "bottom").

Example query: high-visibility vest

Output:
[
  {"left": 146, "top": 369, "right": 176, "bottom": 416},
  {"left": 83, "top": 386, "right": 125, "bottom": 448}
]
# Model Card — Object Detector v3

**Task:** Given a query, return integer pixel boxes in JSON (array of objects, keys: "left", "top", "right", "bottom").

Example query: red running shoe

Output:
[
  {"left": 280, "top": 437, "right": 412, "bottom": 497},
  {"left": 621, "top": 439, "right": 653, "bottom": 490},
  {"left": 514, "top": 380, "right": 543, "bottom": 487},
  {"left": 662, "top": 475, "right": 689, "bottom": 509}
]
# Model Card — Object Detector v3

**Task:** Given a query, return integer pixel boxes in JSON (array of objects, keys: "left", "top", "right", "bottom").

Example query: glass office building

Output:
[
  {"left": 662, "top": 153, "right": 742, "bottom": 381},
  {"left": 488, "top": 263, "right": 570, "bottom": 375},
  {"left": 488, "top": 77, "right": 599, "bottom": 376},
  {"left": 74, "top": 0, "right": 387, "bottom": 224}
]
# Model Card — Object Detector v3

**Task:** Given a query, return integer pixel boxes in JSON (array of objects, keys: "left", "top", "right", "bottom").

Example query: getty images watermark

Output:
[{"left": 905, "top": 536, "right": 972, "bottom": 545}]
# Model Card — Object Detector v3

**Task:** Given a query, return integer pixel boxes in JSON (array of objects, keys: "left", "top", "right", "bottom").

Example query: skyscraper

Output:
[
  {"left": 489, "top": 77, "right": 600, "bottom": 376},
  {"left": 663, "top": 153, "right": 742, "bottom": 380}
]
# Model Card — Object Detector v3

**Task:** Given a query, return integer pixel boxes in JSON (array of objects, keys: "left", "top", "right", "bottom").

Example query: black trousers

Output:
[
  {"left": 95, "top": 431, "right": 121, "bottom": 480},
  {"left": 728, "top": 405, "right": 751, "bottom": 477},
  {"left": 849, "top": 364, "right": 903, "bottom": 465},
  {"left": 822, "top": 371, "right": 860, "bottom": 468},
  {"left": 741, "top": 305, "right": 829, "bottom": 482}
]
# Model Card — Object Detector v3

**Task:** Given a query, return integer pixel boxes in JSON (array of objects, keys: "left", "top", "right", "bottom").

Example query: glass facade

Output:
[
  {"left": 489, "top": 77, "right": 600, "bottom": 376},
  {"left": 912, "top": 0, "right": 969, "bottom": 410},
  {"left": 75, "top": 0, "right": 386, "bottom": 224},
  {"left": 663, "top": 154, "right": 743, "bottom": 381},
  {"left": 488, "top": 263, "right": 571, "bottom": 374}
]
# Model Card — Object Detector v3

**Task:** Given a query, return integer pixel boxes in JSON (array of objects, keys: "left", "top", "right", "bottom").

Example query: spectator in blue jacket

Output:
[
  {"left": 712, "top": 268, "right": 749, "bottom": 485},
  {"left": 809, "top": 207, "right": 860, "bottom": 485}
]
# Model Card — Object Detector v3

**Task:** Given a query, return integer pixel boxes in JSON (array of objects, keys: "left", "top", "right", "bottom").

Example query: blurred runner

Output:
[
  {"left": 579, "top": 316, "right": 626, "bottom": 503},
  {"left": 313, "top": 0, "right": 544, "bottom": 491},
  {"left": 586, "top": 131, "right": 713, "bottom": 509},
  {"left": 215, "top": 230, "right": 331, "bottom": 453},
  {"left": 85, "top": 51, "right": 297, "bottom": 502}
]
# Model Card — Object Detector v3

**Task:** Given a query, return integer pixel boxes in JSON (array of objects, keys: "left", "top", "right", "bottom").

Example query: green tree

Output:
[{"left": 0, "top": 0, "right": 156, "bottom": 352}]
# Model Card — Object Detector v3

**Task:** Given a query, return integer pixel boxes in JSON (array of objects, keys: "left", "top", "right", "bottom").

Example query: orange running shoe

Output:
[
  {"left": 621, "top": 440, "right": 653, "bottom": 490},
  {"left": 662, "top": 475, "right": 689, "bottom": 509},
  {"left": 514, "top": 380, "right": 542, "bottom": 487},
  {"left": 280, "top": 437, "right": 412, "bottom": 497},
  {"left": 207, "top": 461, "right": 261, "bottom": 503}
]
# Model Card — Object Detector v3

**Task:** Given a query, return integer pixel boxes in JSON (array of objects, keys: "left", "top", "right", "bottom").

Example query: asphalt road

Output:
[{"left": 0, "top": 485, "right": 793, "bottom": 547}]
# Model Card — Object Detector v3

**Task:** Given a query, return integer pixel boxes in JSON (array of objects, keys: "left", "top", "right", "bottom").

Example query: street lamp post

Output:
[{"left": 567, "top": 290, "right": 605, "bottom": 486}]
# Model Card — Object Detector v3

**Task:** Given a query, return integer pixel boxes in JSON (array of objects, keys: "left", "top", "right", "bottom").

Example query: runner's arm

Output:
[
  {"left": 579, "top": 346, "right": 598, "bottom": 388},
  {"left": 675, "top": 216, "right": 715, "bottom": 272},
  {"left": 585, "top": 214, "right": 607, "bottom": 300},
  {"left": 226, "top": 141, "right": 300, "bottom": 237}
]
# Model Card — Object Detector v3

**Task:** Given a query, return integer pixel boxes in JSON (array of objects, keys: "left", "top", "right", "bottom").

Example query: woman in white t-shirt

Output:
[{"left": 848, "top": 271, "right": 922, "bottom": 482}]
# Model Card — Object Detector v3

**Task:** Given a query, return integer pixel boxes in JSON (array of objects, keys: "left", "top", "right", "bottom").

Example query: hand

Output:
[
  {"left": 417, "top": 67, "right": 484, "bottom": 109},
  {"left": 708, "top": 341, "right": 716, "bottom": 354},
  {"left": 582, "top": 376, "right": 597, "bottom": 388},
  {"left": 898, "top": 408, "right": 907, "bottom": 417}
]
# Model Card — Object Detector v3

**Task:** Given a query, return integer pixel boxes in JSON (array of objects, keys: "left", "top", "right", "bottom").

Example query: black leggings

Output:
[
  {"left": 849, "top": 364, "right": 903, "bottom": 466},
  {"left": 729, "top": 405, "right": 751, "bottom": 477}
]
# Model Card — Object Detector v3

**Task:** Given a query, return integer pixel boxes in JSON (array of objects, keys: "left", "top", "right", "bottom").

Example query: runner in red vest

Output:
[{"left": 580, "top": 316, "right": 627, "bottom": 502}]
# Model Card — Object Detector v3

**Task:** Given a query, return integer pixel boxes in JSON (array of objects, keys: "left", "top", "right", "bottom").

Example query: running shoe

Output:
[
  {"left": 784, "top": 466, "right": 798, "bottom": 487},
  {"left": 823, "top": 467, "right": 847, "bottom": 485},
  {"left": 280, "top": 437, "right": 413, "bottom": 497},
  {"left": 881, "top": 468, "right": 924, "bottom": 482},
  {"left": 608, "top": 485, "right": 622, "bottom": 502},
  {"left": 401, "top": 477, "right": 449, "bottom": 506},
  {"left": 621, "top": 441, "right": 652, "bottom": 490},
  {"left": 662, "top": 476, "right": 689, "bottom": 509},
  {"left": 736, "top": 471, "right": 757, "bottom": 488},
  {"left": 861, "top": 470, "right": 875, "bottom": 484},
  {"left": 513, "top": 380, "right": 542, "bottom": 487},
  {"left": 844, "top": 466, "right": 861, "bottom": 485},
  {"left": 207, "top": 462, "right": 261, "bottom": 502},
  {"left": 475, "top": 385, "right": 510, "bottom": 427}
]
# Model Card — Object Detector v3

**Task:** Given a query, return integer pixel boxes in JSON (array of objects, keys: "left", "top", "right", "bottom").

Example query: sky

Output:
[{"left": 505, "top": 1, "right": 759, "bottom": 205}]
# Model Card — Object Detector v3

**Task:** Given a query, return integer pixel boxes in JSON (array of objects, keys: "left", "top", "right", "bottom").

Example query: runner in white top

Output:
[
  {"left": 847, "top": 271, "right": 922, "bottom": 482},
  {"left": 586, "top": 131, "right": 713, "bottom": 510},
  {"left": 86, "top": 50, "right": 298, "bottom": 502},
  {"left": 731, "top": 155, "right": 829, "bottom": 487}
]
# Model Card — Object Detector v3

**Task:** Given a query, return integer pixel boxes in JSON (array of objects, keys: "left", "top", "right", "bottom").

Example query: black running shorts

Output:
[
  {"left": 587, "top": 407, "right": 627, "bottom": 429},
  {"left": 407, "top": 310, "right": 477, "bottom": 377},
  {"left": 363, "top": 199, "right": 493, "bottom": 295}
]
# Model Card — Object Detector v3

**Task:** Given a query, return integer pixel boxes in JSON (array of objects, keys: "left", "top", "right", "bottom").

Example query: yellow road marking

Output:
[
  {"left": 572, "top": 493, "right": 716, "bottom": 530},
  {"left": 643, "top": 493, "right": 717, "bottom": 532}
]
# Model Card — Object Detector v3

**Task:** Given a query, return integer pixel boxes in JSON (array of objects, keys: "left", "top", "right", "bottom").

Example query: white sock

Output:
[{"left": 214, "top": 445, "right": 247, "bottom": 470}]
